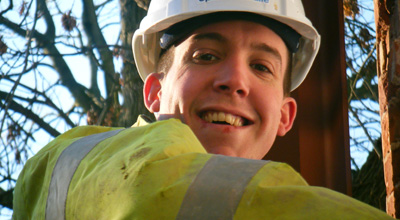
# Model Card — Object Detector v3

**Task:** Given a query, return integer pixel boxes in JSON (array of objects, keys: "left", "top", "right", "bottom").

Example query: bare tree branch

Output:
[
  {"left": 0, "top": 92, "right": 61, "bottom": 137},
  {"left": 0, "top": 0, "right": 13, "bottom": 17},
  {"left": 1, "top": 87, "right": 76, "bottom": 128},
  {"left": 0, "top": 4, "right": 40, "bottom": 142},
  {"left": 0, "top": 14, "right": 100, "bottom": 112},
  {"left": 349, "top": 107, "right": 381, "bottom": 158},
  {"left": 37, "top": 0, "right": 55, "bottom": 40},
  {"left": 82, "top": 0, "right": 117, "bottom": 97},
  {"left": 347, "top": 43, "right": 377, "bottom": 103},
  {"left": 0, "top": 188, "right": 13, "bottom": 210}
]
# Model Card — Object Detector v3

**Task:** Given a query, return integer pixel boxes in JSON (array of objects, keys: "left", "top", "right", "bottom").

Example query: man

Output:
[
  {"left": 143, "top": 15, "right": 296, "bottom": 159},
  {"left": 13, "top": 0, "right": 394, "bottom": 219}
]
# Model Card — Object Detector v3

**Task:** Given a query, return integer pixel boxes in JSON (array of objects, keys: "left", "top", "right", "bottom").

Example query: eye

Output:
[
  {"left": 192, "top": 50, "right": 220, "bottom": 64},
  {"left": 198, "top": 53, "right": 218, "bottom": 61},
  {"left": 250, "top": 63, "right": 272, "bottom": 74}
]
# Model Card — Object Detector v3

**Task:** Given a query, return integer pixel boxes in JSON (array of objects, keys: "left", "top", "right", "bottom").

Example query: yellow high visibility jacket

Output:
[{"left": 13, "top": 116, "right": 393, "bottom": 220}]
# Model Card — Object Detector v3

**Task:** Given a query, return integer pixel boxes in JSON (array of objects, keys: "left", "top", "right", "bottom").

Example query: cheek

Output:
[
  {"left": 161, "top": 75, "right": 199, "bottom": 108},
  {"left": 180, "top": 69, "right": 208, "bottom": 93},
  {"left": 254, "top": 91, "right": 283, "bottom": 123},
  {"left": 179, "top": 79, "right": 203, "bottom": 106}
]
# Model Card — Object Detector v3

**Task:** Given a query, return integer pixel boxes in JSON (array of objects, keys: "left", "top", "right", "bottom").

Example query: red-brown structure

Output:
[
  {"left": 265, "top": 0, "right": 352, "bottom": 196},
  {"left": 374, "top": 0, "right": 400, "bottom": 217}
]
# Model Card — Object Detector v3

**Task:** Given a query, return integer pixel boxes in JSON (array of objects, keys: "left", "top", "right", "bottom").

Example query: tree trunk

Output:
[
  {"left": 118, "top": 0, "right": 152, "bottom": 127},
  {"left": 352, "top": 139, "right": 386, "bottom": 211},
  {"left": 374, "top": 0, "right": 400, "bottom": 217}
]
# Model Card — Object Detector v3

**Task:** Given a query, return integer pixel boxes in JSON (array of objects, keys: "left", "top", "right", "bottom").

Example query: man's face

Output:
[{"left": 144, "top": 20, "right": 297, "bottom": 159}]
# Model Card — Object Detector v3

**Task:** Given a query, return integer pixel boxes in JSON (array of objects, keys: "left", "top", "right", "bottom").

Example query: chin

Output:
[
  {"left": 204, "top": 146, "right": 258, "bottom": 159},
  {"left": 204, "top": 146, "right": 239, "bottom": 157}
]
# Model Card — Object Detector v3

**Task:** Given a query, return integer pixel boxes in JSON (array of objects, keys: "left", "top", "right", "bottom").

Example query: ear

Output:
[
  {"left": 143, "top": 73, "right": 163, "bottom": 113},
  {"left": 277, "top": 97, "right": 297, "bottom": 136}
]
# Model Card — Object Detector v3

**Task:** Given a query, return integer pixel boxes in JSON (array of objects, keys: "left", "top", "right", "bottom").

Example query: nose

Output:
[{"left": 213, "top": 56, "right": 250, "bottom": 97}]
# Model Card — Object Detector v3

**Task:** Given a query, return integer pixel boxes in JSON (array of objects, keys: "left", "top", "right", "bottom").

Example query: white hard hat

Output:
[{"left": 133, "top": 0, "right": 321, "bottom": 91}]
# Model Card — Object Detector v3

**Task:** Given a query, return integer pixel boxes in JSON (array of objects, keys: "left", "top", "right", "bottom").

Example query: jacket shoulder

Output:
[{"left": 12, "top": 125, "right": 120, "bottom": 219}]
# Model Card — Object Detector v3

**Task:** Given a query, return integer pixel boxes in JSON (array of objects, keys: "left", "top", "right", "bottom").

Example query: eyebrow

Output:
[
  {"left": 191, "top": 32, "right": 227, "bottom": 43},
  {"left": 191, "top": 32, "right": 283, "bottom": 64},
  {"left": 251, "top": 43, "right": 282, "bottom": 65}
]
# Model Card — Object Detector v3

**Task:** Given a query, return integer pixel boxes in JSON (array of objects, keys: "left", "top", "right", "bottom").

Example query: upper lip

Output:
[{"left": 197, "top": 106, "right": 254, "bottom": 125}]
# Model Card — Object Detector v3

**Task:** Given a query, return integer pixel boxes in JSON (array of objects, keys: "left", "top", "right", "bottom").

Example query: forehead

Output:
[
  {"left": 181, "top": 20, "right": 287, "bottom": 53},
  {"left": 175, "top": 20, "right": 289, "bottom": 66}
]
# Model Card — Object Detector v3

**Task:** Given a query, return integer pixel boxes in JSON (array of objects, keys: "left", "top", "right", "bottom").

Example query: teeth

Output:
[
  {"left": 212, "top": 112, "right": 218, "bottom": 121},
  {"left": 202, "top": 112, "right": 244, "bottom": 126},
  {"left": 218, "top": 112, "right": 224, "bottom": 121}
]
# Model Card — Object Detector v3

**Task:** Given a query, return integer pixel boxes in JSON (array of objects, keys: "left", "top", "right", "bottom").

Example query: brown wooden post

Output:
[
  {"left": 374, "top": 0, "right": 400, "bottom": 217},
  {"left": 265, "top": 0, "right": 352, "bottom": 195}
]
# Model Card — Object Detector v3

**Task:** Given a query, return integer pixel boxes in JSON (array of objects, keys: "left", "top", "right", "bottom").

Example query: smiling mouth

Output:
[{"left": 200, "top": 111, "right": 250, "bottom": 127}]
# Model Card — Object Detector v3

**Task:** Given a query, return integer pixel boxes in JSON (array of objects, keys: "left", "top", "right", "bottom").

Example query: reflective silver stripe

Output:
[
  {"left": 176, "top": 155, "right": 268, "bottom": 220},
  {"left": 45, "top": 129, "right": 124, "bottom": 220}
]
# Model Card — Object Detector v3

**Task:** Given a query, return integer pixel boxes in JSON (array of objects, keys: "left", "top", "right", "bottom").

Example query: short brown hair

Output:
[
  {"left": 283, "top": 54, "right": 292, "bottom": 97},
  {"left": 156, "top": 45, "right": 175, "bottom": 74}
]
